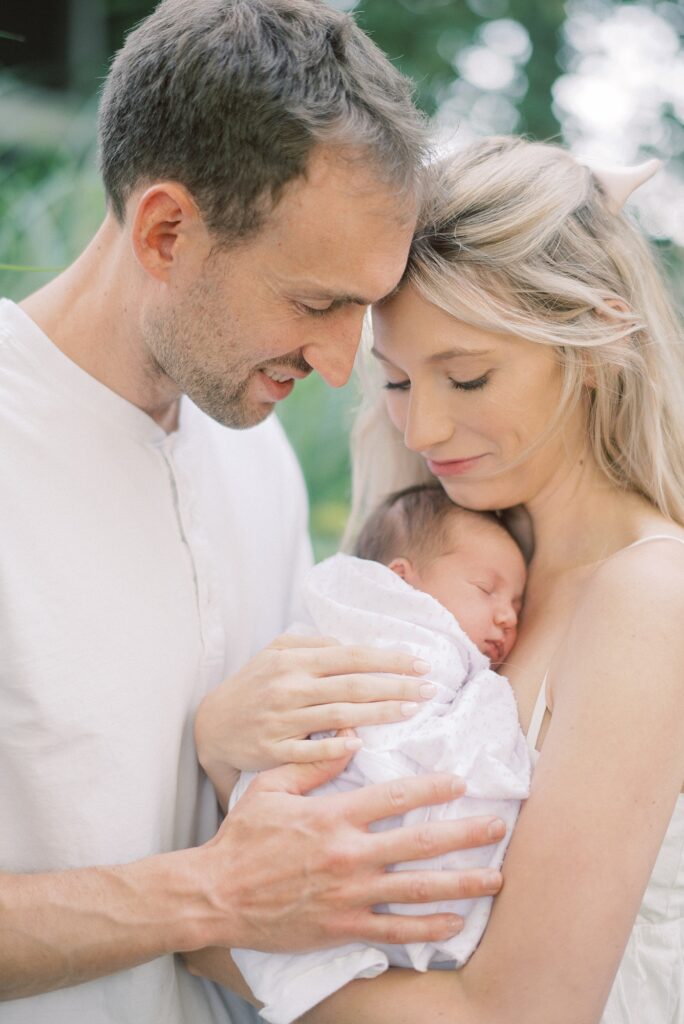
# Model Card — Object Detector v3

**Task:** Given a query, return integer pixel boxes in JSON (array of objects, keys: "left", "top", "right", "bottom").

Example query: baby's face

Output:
[{"left": 399, "top": 522, "right": 526, "bottom": 667}]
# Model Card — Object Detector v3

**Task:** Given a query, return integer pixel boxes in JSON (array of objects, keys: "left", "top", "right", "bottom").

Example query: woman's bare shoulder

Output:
[
  {"left": 583, "top": 530, "right": 684, "bottom": 614},
  {"left": 553, "top": 530, "right": 684, "bottom": 706}
]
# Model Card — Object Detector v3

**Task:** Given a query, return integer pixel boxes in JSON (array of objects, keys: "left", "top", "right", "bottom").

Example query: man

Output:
[{"left": 0, "top": 1, "right": 504, "bottom": 1021}]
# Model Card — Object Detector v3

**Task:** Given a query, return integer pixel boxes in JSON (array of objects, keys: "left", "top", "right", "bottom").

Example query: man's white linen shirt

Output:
[{"left": 0, "top": 298, "right": 313, "bottom": 1024}]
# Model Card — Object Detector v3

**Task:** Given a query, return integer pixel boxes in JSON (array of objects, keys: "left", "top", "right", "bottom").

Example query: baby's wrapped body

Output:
[{"left": 230, "top": 554, "right": 531, "bottom": 1024}]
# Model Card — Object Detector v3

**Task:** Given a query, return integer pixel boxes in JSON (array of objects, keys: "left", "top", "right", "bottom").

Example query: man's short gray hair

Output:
[{"left": 98, "top": 0, "right": 428, "bottom": 239}]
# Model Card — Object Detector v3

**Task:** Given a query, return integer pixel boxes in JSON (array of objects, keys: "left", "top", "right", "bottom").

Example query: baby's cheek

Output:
[{"left": 503, "top": 626, "right": 518, "bottom": 660}]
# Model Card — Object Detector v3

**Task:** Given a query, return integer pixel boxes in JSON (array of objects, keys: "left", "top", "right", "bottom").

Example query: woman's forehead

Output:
[{"left": 372, "top": 288, "right": 501, "bottom": 358}]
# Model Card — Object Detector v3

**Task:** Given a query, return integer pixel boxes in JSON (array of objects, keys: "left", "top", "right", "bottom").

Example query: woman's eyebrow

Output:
[
  {"left": 426, "top": 346, "right": 494, "bottom": 363},
  {"left": 371, "top": 345, "right": 494, "bottom": 363},
  {"left": 370, "top": 345, "right": 392, "bottom": 362}
]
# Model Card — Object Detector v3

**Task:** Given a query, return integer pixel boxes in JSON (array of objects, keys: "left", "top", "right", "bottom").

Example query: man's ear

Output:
[
  {"left": 388, "top": 557, "right": 418, "bottom": 585},
  {"left": 130, "top": 182, "right": 204, "bottom": 282}
]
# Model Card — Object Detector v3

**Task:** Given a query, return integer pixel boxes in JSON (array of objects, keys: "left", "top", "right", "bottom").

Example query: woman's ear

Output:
[{"left": 596, "top": 296, "right": 631, "bottom": 318}]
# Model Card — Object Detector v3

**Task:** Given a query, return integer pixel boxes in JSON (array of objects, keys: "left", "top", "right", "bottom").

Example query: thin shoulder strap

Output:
[
  {"left": 526, "top": 536, "right": 684, "bottom": 756},
  {"left": 621, "top": 534, "right": 684, "bottom": 552},
  {"left": 526, "top": 672, "right": 548, "bottom": 751}
]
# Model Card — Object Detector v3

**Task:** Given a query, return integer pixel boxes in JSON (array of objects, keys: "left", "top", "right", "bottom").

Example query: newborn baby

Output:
[{"left": 230, "top": 485, "right": 531, "bottom": 1024}]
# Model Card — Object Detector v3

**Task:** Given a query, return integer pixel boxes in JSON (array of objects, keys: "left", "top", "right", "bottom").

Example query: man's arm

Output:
[
  {"left": 0, "top": 852, "right": 203, "bottom": 999},
  {"left": 1, "top": 762, "right": 503, "bottom": 1001}
]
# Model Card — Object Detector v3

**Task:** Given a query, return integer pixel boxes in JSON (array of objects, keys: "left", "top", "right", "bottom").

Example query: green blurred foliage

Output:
[
  {"left": 355, "top": 0, "right": 564, "bottom": 139},
  {"left": 1, "top": 0, "right": 681, "bottom": 558}
]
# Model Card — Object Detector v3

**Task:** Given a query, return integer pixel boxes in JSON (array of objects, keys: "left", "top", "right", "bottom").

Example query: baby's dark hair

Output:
[{"left": 353, "top": 484, "right": 513, "bottom": 567}]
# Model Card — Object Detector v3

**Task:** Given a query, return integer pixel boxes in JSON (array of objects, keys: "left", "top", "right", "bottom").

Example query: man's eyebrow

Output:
[
  {"left": 334, "top": 294, "right": 372, "bottom": 307},
  {"left": 297, "top": 281, "right": 404, "bottom": 307}
]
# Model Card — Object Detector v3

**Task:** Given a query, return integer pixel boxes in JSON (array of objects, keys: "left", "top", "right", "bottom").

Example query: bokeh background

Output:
[{"left": 1, "top": 0, "right": 682, "bottom": 558}]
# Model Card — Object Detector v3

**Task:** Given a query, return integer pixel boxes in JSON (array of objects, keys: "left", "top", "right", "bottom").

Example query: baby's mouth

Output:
[{"left": 484, "top": 639, "right": 504, "bottom": 664}]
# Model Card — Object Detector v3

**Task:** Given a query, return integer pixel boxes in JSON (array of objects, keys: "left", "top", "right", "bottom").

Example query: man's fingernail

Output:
[
  {"left": 345, "top": 738, "right": 363, "bottom": 750},
  {"left": 413, "top": 659, "right": 431, "bottom": 674},
  {"left": 484, "top": 870, "right": 502, "bottom": 893},
  {"left": 451, "top": 778, "right": 466, "bottom": 797},
  {"left": 446, "top": 916, "right": 464, "bottom": 935},
  {"left": 487, "top": 818, "right": 506, "bottom": 841},
  {"left": 419, "top": 683, "right": 437, "bottom": 698},
  {"left": 401, "top": 702, "right": 420, "bottom": 717}
]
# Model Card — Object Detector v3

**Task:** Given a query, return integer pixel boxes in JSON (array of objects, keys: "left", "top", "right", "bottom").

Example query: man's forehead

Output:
[
  {"left": 264, "top": 146, "right": 418, "bottom": 230},
  {"left": 255, "top": 221, "right": 413, "bottom": 306}
]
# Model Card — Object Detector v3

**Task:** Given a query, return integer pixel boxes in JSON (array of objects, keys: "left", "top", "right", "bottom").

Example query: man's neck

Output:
[{"left": 20, "top": 216, "right": 181, "bottom": 432}]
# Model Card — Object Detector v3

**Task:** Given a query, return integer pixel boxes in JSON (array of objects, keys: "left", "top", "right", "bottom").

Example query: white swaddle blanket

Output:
[{"left": 230, "top": 554, "right": 531, "bottom": 1024}]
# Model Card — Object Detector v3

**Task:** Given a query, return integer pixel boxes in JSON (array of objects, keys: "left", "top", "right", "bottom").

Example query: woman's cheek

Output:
[{"left": 384, "top": 393, "right": 407, "bottom": 434}]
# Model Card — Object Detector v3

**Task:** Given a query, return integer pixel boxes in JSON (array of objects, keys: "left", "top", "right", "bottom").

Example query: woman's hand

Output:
[{"left": 195, "top": 634, "right": 435, "bottom": 804}]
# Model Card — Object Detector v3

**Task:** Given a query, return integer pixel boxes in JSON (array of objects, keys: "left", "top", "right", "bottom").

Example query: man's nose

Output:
[{"left": 302, "top": 311, "right": 365, "bottom": 389}]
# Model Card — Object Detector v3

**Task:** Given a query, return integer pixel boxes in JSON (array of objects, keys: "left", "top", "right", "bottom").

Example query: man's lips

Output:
[
  {"left": 426, "top": 454, "right": 486, "bottom": 476},
  {"left": 257, "top": 366, "right": 310, "bottom": 402}
]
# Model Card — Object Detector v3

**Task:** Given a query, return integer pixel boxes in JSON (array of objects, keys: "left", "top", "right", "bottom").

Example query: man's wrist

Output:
[{"left": 163, "top": 842, "right": 241, "bottom": 953}]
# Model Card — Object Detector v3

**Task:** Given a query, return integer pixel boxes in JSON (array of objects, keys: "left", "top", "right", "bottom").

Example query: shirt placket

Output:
[{"left": 157, "top": 435, "right": 226, "bottom": 694}]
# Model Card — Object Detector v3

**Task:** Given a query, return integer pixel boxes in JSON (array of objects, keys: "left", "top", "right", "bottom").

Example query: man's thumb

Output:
[{"left": 261, "top": 751, "right": 352, "bottom": 796}]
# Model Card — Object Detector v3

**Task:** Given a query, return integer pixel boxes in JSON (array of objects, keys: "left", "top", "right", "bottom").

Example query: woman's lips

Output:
[{"left": 426, "top": 454, "right": 486, "bottom": 476}]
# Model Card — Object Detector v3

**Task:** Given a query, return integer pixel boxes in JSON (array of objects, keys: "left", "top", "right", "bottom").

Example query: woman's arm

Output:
[
  {"left": 302, "top": 543, "right": 684, "bottom": 1024},
  {"left": 183, "top": 947, "right": 259, "bottom": 1004}
]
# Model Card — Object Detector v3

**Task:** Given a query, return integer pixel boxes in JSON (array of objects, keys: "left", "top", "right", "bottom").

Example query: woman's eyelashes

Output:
[
  {"left": 383, "top": 373, "right": 490, "bottom": 393},
  {"left": 450, "top": 373, "right": 490, "bottom": 392}
]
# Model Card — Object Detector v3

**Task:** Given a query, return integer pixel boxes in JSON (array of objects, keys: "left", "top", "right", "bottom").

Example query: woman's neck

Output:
[{"left": 523, "top": 451, "right": 657, "bottom": 579}]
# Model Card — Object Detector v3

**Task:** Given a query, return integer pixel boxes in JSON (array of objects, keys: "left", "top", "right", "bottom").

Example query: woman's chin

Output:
[{"left": 438, "top": 476, "right": 519, "bottom": 512}]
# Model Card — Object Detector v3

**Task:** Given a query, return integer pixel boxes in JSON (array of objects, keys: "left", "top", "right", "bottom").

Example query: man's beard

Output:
[
  {"left": 147, "top": 326, "right": 258, "bottom": 428},
  {"left": 143, "top": 303, "right": 309, "bottom": 430}
]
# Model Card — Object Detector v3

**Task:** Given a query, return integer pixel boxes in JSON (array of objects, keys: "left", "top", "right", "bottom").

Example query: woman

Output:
[{"left": 192, "top": 137, "right": 684, "bottom": 1022}]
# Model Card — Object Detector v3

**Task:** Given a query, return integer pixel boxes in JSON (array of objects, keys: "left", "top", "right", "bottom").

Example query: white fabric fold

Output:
[{"left": 231, "top": 555, "right": 531, "bottom": 1023}]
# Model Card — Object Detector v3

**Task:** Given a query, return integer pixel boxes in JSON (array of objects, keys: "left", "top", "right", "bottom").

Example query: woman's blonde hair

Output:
[{"left": 346, "top": 135, "right": 684, "bottom": 545}]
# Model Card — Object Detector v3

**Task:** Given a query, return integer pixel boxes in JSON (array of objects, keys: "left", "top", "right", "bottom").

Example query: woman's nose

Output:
[{"left": 403, "top": 391, "right": 453, "bottom": 453}]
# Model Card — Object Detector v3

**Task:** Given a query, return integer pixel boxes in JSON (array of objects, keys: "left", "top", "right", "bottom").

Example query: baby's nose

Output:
[{"left": 496, "top": 604, "right": 518, "bottom": 629}]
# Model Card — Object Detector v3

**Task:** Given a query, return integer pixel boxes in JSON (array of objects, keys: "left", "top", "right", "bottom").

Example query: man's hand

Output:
[
  {"left": 191, "top": 756, "right": 505, "bottom": 953},
  {"left": 194, "top": 635, "right": 437, "bottom": 804}
]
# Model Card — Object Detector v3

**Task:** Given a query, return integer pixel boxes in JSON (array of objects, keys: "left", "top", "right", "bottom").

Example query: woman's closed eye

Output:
[
  {"left": 449, "top": 373, "right": 490, "bottom": 392},
  {"left": 383, "top": 373, "right": 491, "bottom": 393}
]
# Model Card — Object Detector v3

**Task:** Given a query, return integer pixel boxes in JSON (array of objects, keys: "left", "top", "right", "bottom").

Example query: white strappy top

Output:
[{"left": 525, "top": 534, "right": 684, "bottom": 1022}]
